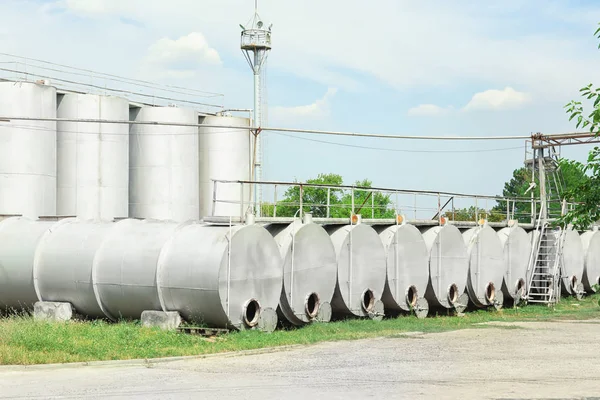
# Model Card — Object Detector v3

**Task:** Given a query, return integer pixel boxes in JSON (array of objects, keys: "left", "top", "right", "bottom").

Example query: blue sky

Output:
[{"left": 3, "top": 0, "right": 600, "bottom": 198}]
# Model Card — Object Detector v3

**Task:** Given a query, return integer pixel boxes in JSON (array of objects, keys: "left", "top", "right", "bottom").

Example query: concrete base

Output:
[
  {"left": 141, "top": 311, "right": 182, "bottom": 331},
  {"left": 34, "top": 302, "right": 73, "bottom": 322},
  {"left": 257, "top": 308, "right": 278, "bottom": 333}
]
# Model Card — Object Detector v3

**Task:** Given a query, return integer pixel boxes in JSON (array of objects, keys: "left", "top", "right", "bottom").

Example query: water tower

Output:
[{"left": 240, "top": 1, "right": 272, "bottom": 216}]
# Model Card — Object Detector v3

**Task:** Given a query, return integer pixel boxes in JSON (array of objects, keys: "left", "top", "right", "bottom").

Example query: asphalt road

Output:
[{"left": 1, "top": 320, "right": 600, "bottom": 399}]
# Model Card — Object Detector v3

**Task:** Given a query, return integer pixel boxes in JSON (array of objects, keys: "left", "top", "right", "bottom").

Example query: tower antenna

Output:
[{"left": 240, "top": 1, "right": 272, "bottom": 217}]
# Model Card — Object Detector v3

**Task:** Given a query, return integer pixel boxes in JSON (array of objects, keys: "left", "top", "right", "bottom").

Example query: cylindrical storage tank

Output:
[
  {"left": 198, "top": 115, "right": 251, "bottom": 219},
  {"left": 560, "top": 228, "right": 585, "bottom": 295},
  {"left": 0, "top": 217, "right": 57, "bottom": 311},
  {"left": 376, "top": 223, "right": 429, "bottom": 314},
  {"left": 266, "top": 219, "right": 338, "bottom": 325},
  {"left": 157, "top": 222, "right": 282, "bottom": 330},
  {"left": 326, "top": 223, "right": 386, "bottom": 318},
  {"left": 33, "top": 219, "right": 115, "bottom": 318},
  {"left": 581, "top": 229, "right": 600, "bottom": 292},
  {"left": 421, "top": 224, "right": 469, "bottom": 310},
  {"left": 129, "top": 107, "right": 199, "bottom": 221},
  {"left": 497, "top": 225, "right": 531, "bottom": 300},
  {"left": 462, "top": 224, "right": 505, "bottom": 308},
  {"left": 93, "top": 219, "right": 179, "bottom": 320},
  {"left": 0, "top": 82, "right": 57, "bottom": 218},
  {"left": 56, "top": 94, "right": 129, "bottom": 220}
]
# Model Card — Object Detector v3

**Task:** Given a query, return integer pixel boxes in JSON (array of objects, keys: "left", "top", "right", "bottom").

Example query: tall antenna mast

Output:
[{"left": 240, "top": 1, "right": 272, "bottom": 216}]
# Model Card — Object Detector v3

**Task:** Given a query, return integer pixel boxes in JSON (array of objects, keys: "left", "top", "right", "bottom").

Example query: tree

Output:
[
  {"left": 444, "top": 206, "right": 505, "bottom": 223},
  {"left": 262, "top": 173, "right": 396, "bottom": 219},
  {"left": 492, "top": 162, "right": 589, "bottom": 222},
  {"left": 561, "top": 24, "right": 600, "bottom": 229}
]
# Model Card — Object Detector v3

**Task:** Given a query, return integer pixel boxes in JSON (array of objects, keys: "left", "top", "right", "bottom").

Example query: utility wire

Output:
[
  {"left": 271, "top": 131, "right": 524, "bottom": 153},
  {"left": 4, "top": 123, "right": 522, "bottom": 153},
  {"left": 0, "top": 52, "right": 223, "bottom": 97},
  {"left": 0, "top": 67, "right": 224, "bottom": 109},
  {"left": 0, "top": 116, "right": 533, "bottom": 141}
]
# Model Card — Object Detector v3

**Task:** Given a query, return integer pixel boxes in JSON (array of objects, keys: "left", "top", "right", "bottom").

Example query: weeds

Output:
[{"left": 0, "top": 294, "right": 598, "bottom": 365}]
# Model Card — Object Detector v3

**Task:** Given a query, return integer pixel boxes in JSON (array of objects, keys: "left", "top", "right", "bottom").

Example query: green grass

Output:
[{"left": 1, "top": 294, "right": 599, "bottom": 366}]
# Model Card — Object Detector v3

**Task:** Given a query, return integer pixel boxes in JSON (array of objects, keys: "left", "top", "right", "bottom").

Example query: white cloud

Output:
[
  {"left": 270, "top": 88, "right": 337, "bottom": 122},
  {"left": 464, "top": 87, "right": 531, "bottom": 111},
  {"left": 148, "top": 32, "right": 222, "bottom": 68},
  {"left": 407, "top": 104, "right": 453, "bottom": 117},
  {"left": 43, "top": 0, "right": 600, "bottom": 101},
  {"left": 56, "top": 0, "right": 128, "bottom": 16}
]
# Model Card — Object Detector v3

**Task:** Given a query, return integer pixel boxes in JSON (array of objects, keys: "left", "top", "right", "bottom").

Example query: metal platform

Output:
[{"left": 203, "top": 215, "right": 534, "bottom": 230}]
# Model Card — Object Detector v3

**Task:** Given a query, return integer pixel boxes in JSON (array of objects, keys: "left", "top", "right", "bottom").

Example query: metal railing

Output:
[{"left": 209, "top": 179, "right": 560, "bottom": 225}]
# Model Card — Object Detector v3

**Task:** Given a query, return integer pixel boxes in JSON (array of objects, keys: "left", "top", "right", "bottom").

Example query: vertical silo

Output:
[
  {"left": 198, "top": 115, "right": 252, "bottom": 218},
  {"left": 130, "top": 106, "right": 199, "bottom": 221},
  {"left": 56, "top": 94, "right": 129, "bottom": 220},
  {"left": 0, "top": 81, "right": 57, "bottom": 218}
]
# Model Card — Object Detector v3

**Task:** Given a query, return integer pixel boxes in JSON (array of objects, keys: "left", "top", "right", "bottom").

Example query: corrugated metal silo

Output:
[
  {"left": 0, "top": 82, "right": 57, "bottom": 218},
  {"left": 198, "top": 115, "right": 251, "bottom": 218},
  {"left": 130, "top": 106, "right": 199, "bottom": 221},
  {"left": 56, "top": 94, "right": 129, "bottom": 220}
]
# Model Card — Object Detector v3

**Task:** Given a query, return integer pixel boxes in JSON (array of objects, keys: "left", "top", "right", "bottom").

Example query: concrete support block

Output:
[
  {"left": 33, "top": 302, "right": 73, "bottom": 322},
  {"left": 141, "top": 311, "right": 182, "bottom": 330}
]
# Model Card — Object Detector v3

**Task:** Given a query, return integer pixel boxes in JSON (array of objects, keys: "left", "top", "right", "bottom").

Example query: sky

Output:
[{"left": 2, "top": 0, "right": 600, "bottom": 203}]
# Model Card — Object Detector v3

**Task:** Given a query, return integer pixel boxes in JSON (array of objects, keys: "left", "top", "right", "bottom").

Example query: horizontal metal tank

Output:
[
  {"left": 376, "top": 222, "right": 429, "bottom": 317},
  {"left": 326, "top": 222, "right": 386, "bottom": 319},
  {"left": 266, "top": 216, "right": 338, "bottom": 325},
  {"left": 130, "top": 106, "right": 199, "bottom": 221},
  {"left": 497, "top": 225, "right": 531, "bottom": 301},
  {"left": 462, "top": 224, "right": 505, "bottom": 308},
  {"left": 560, "top": 228, "right": 585, "bottom": 296},
  {"left": 198, "top": 115, "right": 251, "bottom": 219},
  {"left": 580, "top": 229, "right": 600, "bottom": 293},
  {"left": 421, "top": 224, "right": 469, "bottom": 310},
  {"left": 157, "top": 221, "right": 283, "bottom": 330},
  {"left": 0, "top": 81, "right": 57, "bottom": 218},
  {"left": 0, "top": 217, "right": 57, "bottom": 311},
  {"left": 33, "top": 219, "right": 115, "bottom": 318},
  {"left": 93, "top": 219, "right": 179, "bottom": 320},
  {"left": 56, "top": 94, "right": 129, "bottom": 220}
]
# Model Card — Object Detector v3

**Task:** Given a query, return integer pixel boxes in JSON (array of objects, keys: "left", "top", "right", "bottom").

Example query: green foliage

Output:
[
  {"left": 444, "top": 206, "right": 505, "bottom": 222},
  {"left": 263, "top": 173, "right": 395, "bottom": 219},
  {"left": 492, "top": 161, "right": 589, "bottom": 222},
  {"left": 561, "top": 23, "right": 600, "bottom": 229}
]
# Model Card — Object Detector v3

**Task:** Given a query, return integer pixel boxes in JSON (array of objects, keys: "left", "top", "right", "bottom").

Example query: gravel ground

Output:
[{"left": 1, "top": 320, "right": 600, "bottom": 400}]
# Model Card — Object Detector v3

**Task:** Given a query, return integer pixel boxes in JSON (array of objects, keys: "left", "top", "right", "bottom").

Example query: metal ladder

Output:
[{"left": 526, "top": 221, "right": 565, "bottom": 305}]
